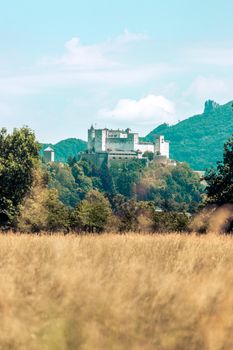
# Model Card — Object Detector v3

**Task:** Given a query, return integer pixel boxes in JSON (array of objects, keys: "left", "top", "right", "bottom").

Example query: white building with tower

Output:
[
  {"left": 82, "top": 126, "right": 170, "bottom": 166},
  {"left": 44, "top": 147, "right": 55, "bottom": 163},
  {"left": 154, "top": 135, "right": 170, "bottom": 159}
]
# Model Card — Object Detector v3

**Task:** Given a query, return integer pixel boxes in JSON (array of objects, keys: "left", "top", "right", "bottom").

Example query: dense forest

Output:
[
  {"left": 3, "top": 126, "right": 233, "bottom": 234},
  {"left": 0, "top": 127, "right": 205, "bottom": 233},
  {"left": 46, "top": 157, "right": 203, "bottom": 213}
]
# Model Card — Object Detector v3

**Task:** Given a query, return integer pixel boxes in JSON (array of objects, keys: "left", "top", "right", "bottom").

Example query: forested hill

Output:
[
  {"left": 40, "top": 138, "right": 87, "bottom": 162},
  {"left": 40, "top": 100, "right": 233, "bottom": 169},
  {"left": 145, "top": 100, "right": 233, "bottom": 170}
]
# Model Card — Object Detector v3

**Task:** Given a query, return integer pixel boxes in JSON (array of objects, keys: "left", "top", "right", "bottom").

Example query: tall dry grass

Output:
[{"left": 1, "top": 233, "right": 233, "bottom": 349}]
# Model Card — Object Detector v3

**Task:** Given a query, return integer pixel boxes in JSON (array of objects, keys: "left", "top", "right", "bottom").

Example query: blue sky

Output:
[{"left": 0, "top": 0, "right": 233, "bottom": 142}]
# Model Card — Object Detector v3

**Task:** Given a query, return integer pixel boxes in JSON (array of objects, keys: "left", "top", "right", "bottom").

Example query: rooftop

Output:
[{"left": 44, "top": 147, "right": 54, "bottom": 152}]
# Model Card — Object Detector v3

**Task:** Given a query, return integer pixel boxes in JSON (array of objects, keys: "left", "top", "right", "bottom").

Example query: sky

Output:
[{"left": 0, "top": 0, "right": 233, "bottom": 143}]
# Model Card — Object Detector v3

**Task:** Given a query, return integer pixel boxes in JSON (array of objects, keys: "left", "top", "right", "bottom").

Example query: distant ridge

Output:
[
  {"left": 40, "top": 138, "right": 87, "bottom": 162},
  {"left": 145, "top": 100, "right": 233, "bottom": 170}
]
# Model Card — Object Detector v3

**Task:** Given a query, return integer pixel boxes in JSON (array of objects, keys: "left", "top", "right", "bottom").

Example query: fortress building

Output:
[{"left": 81, "top": 126, "right": 170, "bottom": 167}]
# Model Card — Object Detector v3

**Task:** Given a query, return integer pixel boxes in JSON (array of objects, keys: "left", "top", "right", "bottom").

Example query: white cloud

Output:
[
  {"left": 0, "top": 31, "right": 173, "bottom": 96},
  {"left": 59, "top": 37, "right": 117, "bottom": 69},
  {"left": 40, "top": 37, "right": 116, "bottom": 69},
  {"left": 114, "top": 29, "right": 149, "bottom": 45},
  {"left": 185, "top": 76, "right": 233, "bottom": 102},
  {"left": 0, "top": 63, "right": 172, "bottom": 95},
  {"left": 40, "top": 30, "right": 148, "bottom": 70},
  {"left": 183, "top": 44, "right": 233, "bottom": 66},
  {"left": 99, "top": 94, "right": 175, "bottom": 124}
]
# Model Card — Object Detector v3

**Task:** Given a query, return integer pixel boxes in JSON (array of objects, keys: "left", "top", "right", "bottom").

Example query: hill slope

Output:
[
  {"left": 40, "top": 138, "right": 87, "bottom": 162},
  {"left": 145, "top": 100, "right": 233, "bottom": 170}
]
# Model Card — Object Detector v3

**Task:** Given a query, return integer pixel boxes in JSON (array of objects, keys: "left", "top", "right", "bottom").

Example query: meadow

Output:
[{"left": 1, "top": 233, "right": 233, "bottom": 350}]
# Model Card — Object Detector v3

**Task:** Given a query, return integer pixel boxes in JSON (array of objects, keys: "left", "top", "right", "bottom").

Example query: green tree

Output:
[
  {"left": 137, "top": 162, "right": 203, "bottom": 213},
  {"left": 0, "top": 127, "right": 39, "bottom": 227},
  {"left": 71, "top": 162, "right": 93, "bottom": 198},
  {"left": 47, "top": 162, "right": 80, "bottom": 207},
  {"left": 67, "top": 156, "right": 77, "bottom": 167},
  {"left": 152, "top": 211, "right": 190, "bottom": 232},
  {"left": 205, "top": 136, "right": 233, "bottom": 205},
  {"left": 46, "top": 190, "right": 70, "bottom": 232},
  {"left": 110, "top": 160, "right": 145, "bottom": 198},
  {"left": 100, "top": 162, "right": 116, "bottom": 196},
  {"left": 18, "top": 167, "right": 49, "bottom": 233},
  {"left": 18, "top": 167, "right": 71, "bottom": 233},
  {"left": 143, "top": 151, "right": 154, "bottom": 161},
  {"left": 75, "top": 190, "right": 112, "bottom": 232},
  {"left": 112, "top": 195, "right": 151, "bottom": 232}
]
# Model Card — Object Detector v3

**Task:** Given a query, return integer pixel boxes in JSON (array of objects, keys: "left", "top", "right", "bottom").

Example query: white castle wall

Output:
[
  {"left": 106, "top": 139, "right": 134, "bottom": 151},
  {"left": 87, "top": 127, "right": 169, "bottom": 159},
  {"left": 155, "top": 136, "right": 169, "bottom": 158},
  {"left": 136, "top": 143, "right": 155, "bottom": 154},
  {"left": 160, "top": 142, "right": 169, "bottom": 158},
  {"left": 95, "top": 129, "right": 108, "bottom": 151},
  {"left": 44, "top": 150, "right": 55, "bottom": 163},
  {"left": 104, "top": 133, "right": 139, "bottom": 152}
]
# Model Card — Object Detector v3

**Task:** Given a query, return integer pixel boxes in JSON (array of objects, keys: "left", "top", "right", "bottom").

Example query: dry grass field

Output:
[{"left": 1, "top": 233, "right": 233, "bottom": 350}]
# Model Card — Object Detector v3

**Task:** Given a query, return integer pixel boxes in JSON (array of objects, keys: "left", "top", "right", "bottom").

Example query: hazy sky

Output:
[{"left": 0, "top": 0, "right": 233, "bottom": 142}]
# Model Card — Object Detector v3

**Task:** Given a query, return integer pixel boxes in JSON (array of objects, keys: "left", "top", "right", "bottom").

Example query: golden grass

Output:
[{"left": 1, "top": 233, "right": 233, "bottom": 349}]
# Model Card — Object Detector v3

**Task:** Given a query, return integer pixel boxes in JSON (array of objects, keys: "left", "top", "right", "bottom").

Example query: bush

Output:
[
  {"left": 75, "top": 190, "right": 112, "bottom": 232},
  {"left": 112, "top": 195, "right": 153, "bottom": 232},
  {"left": 152, "top": 211, "right": 190, "bottom": 232},
  {"left": 18, "top": 168, "right": 71, "bottom": 233}
]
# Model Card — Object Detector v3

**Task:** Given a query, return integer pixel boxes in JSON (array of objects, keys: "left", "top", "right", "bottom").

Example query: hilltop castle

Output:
[{"left": 80, "top": 126, "right": 170, "bottom": 166}]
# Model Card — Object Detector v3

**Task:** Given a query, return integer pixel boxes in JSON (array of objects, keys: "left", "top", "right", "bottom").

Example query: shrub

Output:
[
  {"left": 75, "top": 190, "right": 112, "bottom": 232},
  {"left": 152, "top": 211, "right": 190, "bottom": 232}
]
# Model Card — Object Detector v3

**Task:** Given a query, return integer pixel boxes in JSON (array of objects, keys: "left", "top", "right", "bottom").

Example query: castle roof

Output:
[{"left": 44, "top": 146, "right": 54, "bottom": 152}]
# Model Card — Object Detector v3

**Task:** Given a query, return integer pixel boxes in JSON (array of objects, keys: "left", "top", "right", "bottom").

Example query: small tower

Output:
[
  {"left": 88, "top": 125, "right": 95, "bottom": 151},
  {"left": 154, "top": 135, "right": 169, "bottom": 158},
  {"left": 44, "top": 147, "right": 55, "bottom": 163}
]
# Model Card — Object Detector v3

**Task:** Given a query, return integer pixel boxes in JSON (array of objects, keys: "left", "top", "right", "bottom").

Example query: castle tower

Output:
[
  {"left": 95, "top": 129, "right": 107, "bottom": 152},
  {"left": 44, "top": 147, "right": 55, "bottom": 163},
  {"left": 88, "top": 125, "right": 95, "bottom": 151},
  {"left": 154, "top": 135, "right": 169, "bottom": 158}
]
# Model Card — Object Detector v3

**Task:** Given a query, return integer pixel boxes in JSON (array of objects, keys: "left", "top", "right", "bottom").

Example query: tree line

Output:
[{"left": 1, "top": 127, "right": 221, "bottom": 234}]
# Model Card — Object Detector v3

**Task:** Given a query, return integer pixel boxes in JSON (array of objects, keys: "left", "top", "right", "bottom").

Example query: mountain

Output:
[
  {"left": 145, "top": 100, "right": 233, "bottom": 170},
  {"left": 40, "top": 138, "right": 87, "bottom": 162}
]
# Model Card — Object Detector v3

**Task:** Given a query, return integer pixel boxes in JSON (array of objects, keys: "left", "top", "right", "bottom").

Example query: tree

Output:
[
  {"left": 47, "top": 162, "right": 80, "bottom": 207},
  {"left": 75, "top": 190, "right": 112, "bottom": 232},
  {"left": 152, "top": 211, "right": 190, "bottom": 232},
  {"left": 18, "top": 167, "right": 49, "bottom": 232},
  {"left": 100, "top": 162, "right": 116, "bottom": 197},
  {"left": 136, "top": 162, "right": 203, "bottom": 213},
  {"left": 143, "top": 151, "right": 154, "bottom": 161},
  {"left": 110, "top": 160, "right": 145, "bottom": 198},
  {"left": 112, "top": 195, "right": 152, "bottom": 232},
  {"left": 71, "top": 162, "right": 93, "bottom": 197},
  {"left": 46, "top": 190, "right": 70, "bottom": 232},
  {"left": 18, "top": 167, "right": 71, "bottom": 233},
  {"left": 0, "top": 127, "right": 39, "bottom": 228},
  {"left": 205, "top": 136, "right": 233, "bottom": 205},
  {"left": 67, "top": 156, "right": 77, "bottom": 167}
]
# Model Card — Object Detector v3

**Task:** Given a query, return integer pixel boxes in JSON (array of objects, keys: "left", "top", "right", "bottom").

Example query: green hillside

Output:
[
  {"left": 145, "top": 100, "right": 233, "bottom": 170},
  {"left": 40, "top": 138, "right": 87, "bottom": 162}
]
